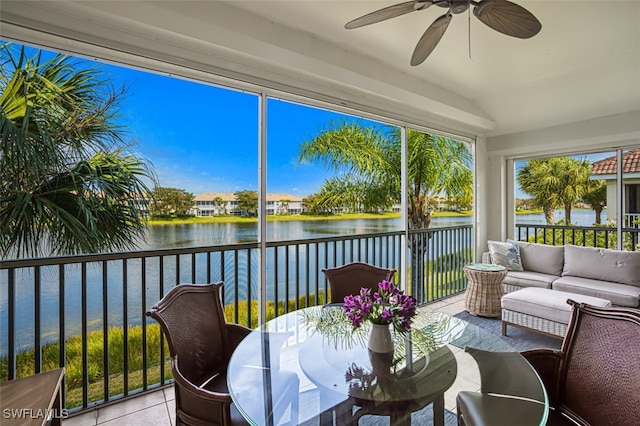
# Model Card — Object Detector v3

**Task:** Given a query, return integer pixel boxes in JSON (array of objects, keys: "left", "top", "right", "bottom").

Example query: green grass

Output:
[
  {"left": 146, "top": 210, "right": 472, "bottom": 225},
  {"left": 0, "top": 293, "right": 327, "bottom": 409},
  {"left": 147, "top": 212, "right": 401, "bottom": 225}
]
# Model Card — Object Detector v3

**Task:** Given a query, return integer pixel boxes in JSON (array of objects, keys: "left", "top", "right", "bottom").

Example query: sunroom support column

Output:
[{"left": 258, "top": 93, "right": 268, "bottom": 325}]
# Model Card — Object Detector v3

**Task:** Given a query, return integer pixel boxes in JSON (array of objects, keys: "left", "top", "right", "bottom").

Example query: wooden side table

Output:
[
  {"left": 464, "top": 263, "right": 507, "bottom": 318},
  {"left": 0, "top": 368, "right": 65, "bottom": 425}
]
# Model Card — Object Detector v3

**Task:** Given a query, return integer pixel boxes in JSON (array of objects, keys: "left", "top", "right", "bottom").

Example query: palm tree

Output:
[
  {"left": 213, "top": 196, "right": 226, "bottom": 215},
  {"left": 581, "top": 179, "right": 607, "bottom": 224},
  {"left": 404, "top": 129, "right": 472, "bottom": 229},
  {"left": 298, "top": 120, "right": 472, "bottom": 300},
  {"left": 278, "top": 199, "right": 290, "bottom": 215},
  {"left": 0, "top": 45, "right": 156, "bottom": 257},
  {"left": 518, "top": 160, "right": 560, "bottom": 224},
  {"left": 518, "top": 157, "right": 591, "bottom": 225},
  {"left": 555, "top": 158, "right": 592, "bottom": 225}
]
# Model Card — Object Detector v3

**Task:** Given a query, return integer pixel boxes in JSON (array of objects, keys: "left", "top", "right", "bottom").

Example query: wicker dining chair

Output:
[
  {"left": 146, "top": 282, "right": 251, "bottom": 426},
  {"left": 456, "top": 347, "right": 547, "bottom": 426},
  {"left": 322, "top": 261, "right": 396, "bottom": 305},
  {"left": 458, "top": 300, "right": 640, "bottom": 426}
]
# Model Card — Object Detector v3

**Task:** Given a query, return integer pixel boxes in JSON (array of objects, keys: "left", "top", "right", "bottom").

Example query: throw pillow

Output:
[{"left": 488, "top": 240, "right": 524, "bottom": 271}]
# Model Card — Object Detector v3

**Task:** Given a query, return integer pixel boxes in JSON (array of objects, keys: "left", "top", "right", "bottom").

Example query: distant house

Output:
[
  {"left": 591, "top": 149, "right": 640, "bottom": 225},
  {"left": 265, "top": 194, "right": 305, "bottom": 215},
  {"left": 192, "top": 192, "right": 304, "bottom": 217}
]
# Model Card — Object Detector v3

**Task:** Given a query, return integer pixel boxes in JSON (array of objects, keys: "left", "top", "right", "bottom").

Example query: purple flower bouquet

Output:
[{"left": 343, "top": 280, "right": 417, "bottom": 333}]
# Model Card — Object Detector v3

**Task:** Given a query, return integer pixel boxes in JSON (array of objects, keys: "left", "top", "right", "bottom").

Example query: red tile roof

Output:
[{"left": 591, "top": 148, "right": 640, "bottom": 175}]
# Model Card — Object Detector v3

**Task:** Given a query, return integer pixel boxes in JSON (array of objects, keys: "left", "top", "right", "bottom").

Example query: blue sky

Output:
[
  {"left": 5, "top": 41, "right": 621, "bottom": 200},
  {"left": 6, "top": 40, "right": 386, "bottom": 197},
  {"left": 101, "top": 63, "right": 375, "bottom": 197}
]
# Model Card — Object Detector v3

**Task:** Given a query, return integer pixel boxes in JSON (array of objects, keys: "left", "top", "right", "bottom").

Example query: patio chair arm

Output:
[
  {"left": 520, "top": 349, "right": 563, "bottom": 405},
  {"left": 171, "top": 357, "right": 233, "bottom": 402},
  {"left": 226, "top": 323, "right": 252, "bottom": 350}
]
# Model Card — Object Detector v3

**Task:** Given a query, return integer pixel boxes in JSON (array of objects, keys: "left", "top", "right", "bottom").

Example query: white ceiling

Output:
[
  {"left": 1, "top": 1, "right": 639, "bottom": 137},
  {"left": 226, "top": 0, "right": 640, "bottom": 136}
]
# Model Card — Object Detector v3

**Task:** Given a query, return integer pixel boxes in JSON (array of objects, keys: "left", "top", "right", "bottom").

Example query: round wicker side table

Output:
[{"left": 463, "top": 263, "right": 507, "bottom": 317}]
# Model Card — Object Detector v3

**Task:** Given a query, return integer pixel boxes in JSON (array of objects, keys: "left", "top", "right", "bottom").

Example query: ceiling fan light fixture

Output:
[
  {"left": 345, "top": 0, "right": 542, "bottom": 64},
  {"left": 450, "top": 0, "right": 470, "bottom": 14}
]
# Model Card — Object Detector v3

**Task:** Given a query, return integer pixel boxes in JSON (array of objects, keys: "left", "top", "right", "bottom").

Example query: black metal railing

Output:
[
  {"left": 515, "top": 223, "right": 640, "bottom": 251},
  {"left": 0, "top": 225, "right": 472, "bottom": 414}
]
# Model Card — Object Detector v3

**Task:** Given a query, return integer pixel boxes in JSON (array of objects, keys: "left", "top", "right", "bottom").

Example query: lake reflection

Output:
[
  {"left": 141, "top": 217, "right": 409, "bottom": 249},
  {"left": 140, "top": 209, "right": 602, "bottom": 250},
  {"left": 139, "top": 216, "right": 480, "bottom": 249}
]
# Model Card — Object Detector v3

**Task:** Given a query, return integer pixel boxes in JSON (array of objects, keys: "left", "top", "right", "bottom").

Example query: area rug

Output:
[
  {"left": 453, "top": 311, "right": 562, "bottom": 351},
  {"left": 298, "top": 389, "right": 458, "bottom": 426},
  {"left": 358, "top": 406, "right": 457, "bottom": 425}
]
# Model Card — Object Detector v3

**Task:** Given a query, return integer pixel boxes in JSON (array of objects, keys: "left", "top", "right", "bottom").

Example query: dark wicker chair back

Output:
[
  {"left": 523, "top": 300, "right": 640, "bottom": 426},
  {"left": 558, "top": 301, "right": 640, "bottom": 425},
  {"left": 322, "top": 261, "right": 396, "bottom": 304},
  {"left": 146, "top": 282, "right": 251, "bottom": 426},
  {"left": 458, "top": 302, "right": 640, "bottom": 426}
]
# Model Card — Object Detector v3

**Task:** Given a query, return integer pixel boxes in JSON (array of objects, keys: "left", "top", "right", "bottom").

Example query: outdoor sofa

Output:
[{"left": 482, "top": 241, "right": 640, "bottom": 337}]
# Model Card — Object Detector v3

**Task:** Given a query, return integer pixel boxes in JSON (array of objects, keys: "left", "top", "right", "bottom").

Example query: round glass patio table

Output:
[{"left": 227, "top": 306, "right": 548, "bottom": 426}]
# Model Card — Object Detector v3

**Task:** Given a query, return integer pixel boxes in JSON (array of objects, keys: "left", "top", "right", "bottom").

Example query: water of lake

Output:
[
  {"left": 141, "top": 209, "right": 603, "bottom": 249},
  {"left": 0, "top": 209, "right": 602, "bottom": 354}
]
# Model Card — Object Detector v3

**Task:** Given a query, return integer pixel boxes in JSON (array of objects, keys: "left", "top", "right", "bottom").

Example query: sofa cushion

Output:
[
  {"left": 488, "top": 240, "right": 523, "bottom": 271},
  {"left": 509, "top": 240, "right": 564, "bottom": 276},
  {"left": 503, "top": 271, "right": 555, "bottom": 289},
  {"left": 501, "top": 288, "right": 612, "bottom": 324},
  {"left": 561, "top": 244, "right": 640, "bottom": 287},
  {"left": 553, "top": 276, "right": 640, "bottom": 307}
]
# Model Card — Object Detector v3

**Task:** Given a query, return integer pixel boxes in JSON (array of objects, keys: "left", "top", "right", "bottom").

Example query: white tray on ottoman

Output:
[{"left": 501, "top": 287, "right": 612, "bottom": 338}]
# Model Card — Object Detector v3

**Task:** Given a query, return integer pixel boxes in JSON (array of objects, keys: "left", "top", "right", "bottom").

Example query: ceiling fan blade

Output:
[
  {"left": 345, "top": 1, "right": 432, "bottom": 29},
  {"left": 473, "top": 0, "right": 541, "bottom": 39},
  {"left": 411, "top": 13, "right": 452, "bottom": 66}
]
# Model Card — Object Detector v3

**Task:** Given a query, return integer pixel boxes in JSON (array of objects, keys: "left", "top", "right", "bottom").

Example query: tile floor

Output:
[{"left": 63, "top": 294, "right": 468, "bottom": 425}]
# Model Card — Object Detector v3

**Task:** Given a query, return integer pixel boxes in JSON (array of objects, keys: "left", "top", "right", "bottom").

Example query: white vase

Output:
[{"left": 368, "top": 323, "right": 394, "bottom": 353}]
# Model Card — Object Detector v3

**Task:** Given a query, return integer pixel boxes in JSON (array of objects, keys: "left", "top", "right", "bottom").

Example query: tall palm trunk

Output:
[
  {"left": 543, "top": 206, "right": 555, "bottom": 225},
  {"left": 594, "top": 206, "right": 603, "bottom": 224},
  {"left": 564, "top": 203, "right": 572, "bottom": 225},
  {"left": 408, "top": 209, "right": 431, "bottom": 302}
]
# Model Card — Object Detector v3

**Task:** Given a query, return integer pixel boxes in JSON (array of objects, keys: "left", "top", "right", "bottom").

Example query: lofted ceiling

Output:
[
  {"left": 225, "top": 0, "right": 640, "bottom": 136},
  {"left": 1, "top": 1, "right": 639, "bottom": 137}
]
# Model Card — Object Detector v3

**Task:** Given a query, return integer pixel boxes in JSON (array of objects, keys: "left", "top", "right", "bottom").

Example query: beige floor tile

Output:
[
  {"left": 436, "top": 302, "right": 467, "bottom": 316},
  {"left": 163, "top": 386, "right": 174, "bottom": 402},
  {"left": 424, "top": 300, "right": 447, "bottom": 310},
  {"left": 63, "top": 410, "right": 97, "bottom": 425},
  {"left": 96, "top": 391, "right": 166, "bottom": 424},
  {"left": 444, "top": 374, "right": 481, "bottom": 412},
  {"left": 166, "top": 400, "right": 176, "bottom": 426},
  {"left": 99, "top": 404, "right": 171, "bottom": 426},
  {"left": 453, "top": 350, "right": 481, "bottom": 384}
]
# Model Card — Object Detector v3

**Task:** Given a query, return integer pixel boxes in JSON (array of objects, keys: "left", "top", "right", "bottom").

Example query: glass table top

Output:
[
  {"left": 464, "top": 263, "right": 507, "bottom": 272},
  {"left": 227, "top": 306, "right": 547, "bottom": 426}
]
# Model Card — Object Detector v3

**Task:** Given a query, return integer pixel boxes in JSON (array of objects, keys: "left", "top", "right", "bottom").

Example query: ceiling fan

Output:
[{"left": 345, "top": 0, "right": 541, "bottom": 66}]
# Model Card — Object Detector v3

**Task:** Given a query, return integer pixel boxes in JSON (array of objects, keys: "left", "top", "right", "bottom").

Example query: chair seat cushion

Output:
[
  {"left": 201, "top": 368, "right": 229, "bottom": 393},
  {"left": 457, "top": 391, "right": 547, "bottom": 426}
]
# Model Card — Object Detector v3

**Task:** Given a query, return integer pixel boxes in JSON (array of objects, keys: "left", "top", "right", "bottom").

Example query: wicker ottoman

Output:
[
  {"left": 463, "top": 263, "right": 507, "bottom": 317},
  {"left": 501, "top": 287, "right": 612, "bottom": 338}
]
